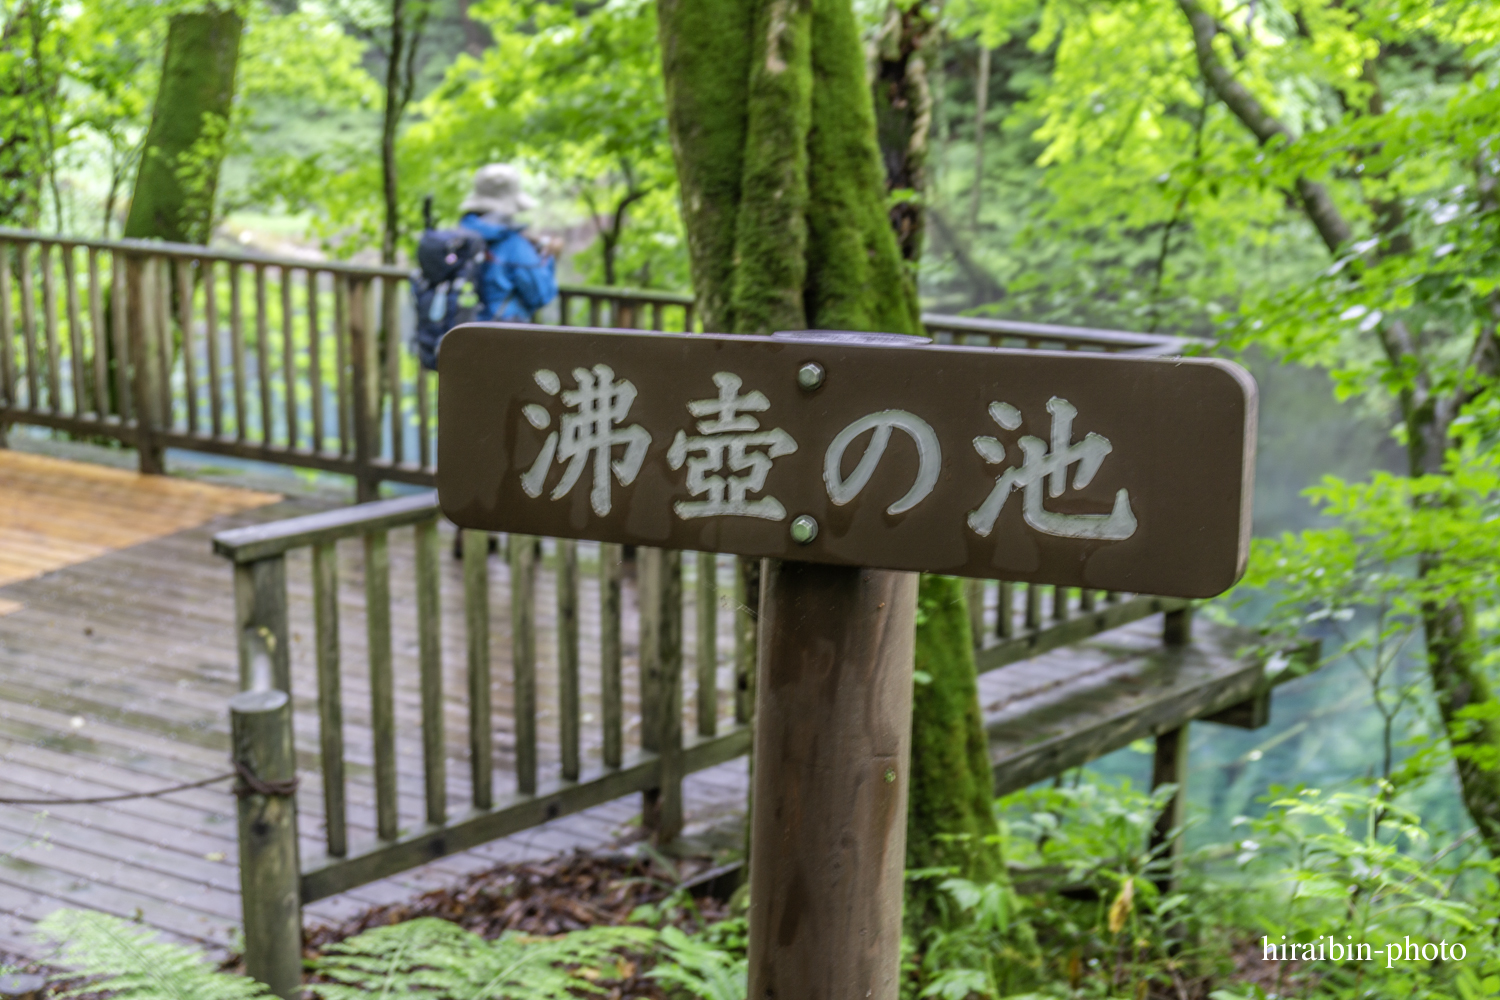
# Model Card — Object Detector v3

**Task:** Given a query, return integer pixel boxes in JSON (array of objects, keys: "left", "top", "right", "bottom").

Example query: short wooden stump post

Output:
[
  {"left": 746, "top": 560, "right": 918, "bottom": 999},
  {"left": 230, "top": 689, "right": 302, "bottom": 999}
]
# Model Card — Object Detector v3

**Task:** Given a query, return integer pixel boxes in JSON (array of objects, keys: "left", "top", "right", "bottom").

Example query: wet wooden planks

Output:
[
  {"left": 0, "top": 482, "right": 748, "bottom": 963},
  {"left": 0, "top": 449, "right": 280, "bottom": 588}
]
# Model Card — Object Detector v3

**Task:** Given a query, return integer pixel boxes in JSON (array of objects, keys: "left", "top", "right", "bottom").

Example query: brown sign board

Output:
[{"left": 436, "top": 324, "right": 1256, "bottom": 598}]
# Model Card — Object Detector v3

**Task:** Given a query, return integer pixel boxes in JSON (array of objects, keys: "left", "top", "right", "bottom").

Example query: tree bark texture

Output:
[
  {"left": 657, "top": 0, "right": 919, "bottom": 337},
  {"left": 871, "top": 1, "right": 939, "bottom": 263},
  {"left": 747, "top": 560, "right": 917, "bottom": 1000},
  {"left": 905, "top": 574, "right": 1001, "bottom": 928},
  {"left": 1175, "top": 0, "right": 1500, "bottom": 857},
  {"left": 124, "top": 10, "right": 241, "bottom": 244}
]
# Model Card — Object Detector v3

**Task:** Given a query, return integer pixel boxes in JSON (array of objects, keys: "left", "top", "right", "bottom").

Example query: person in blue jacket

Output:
[{"left": 457, "top": 164, "right": 559, "bottom": 321}]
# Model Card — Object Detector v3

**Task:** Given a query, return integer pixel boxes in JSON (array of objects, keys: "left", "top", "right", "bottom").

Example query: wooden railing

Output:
[
  {"left": 211, "top": 494, "right": 1189, "bottom": 910},
  {"left": 0, "top": 228, "right": 1188, "bottom": 501}
]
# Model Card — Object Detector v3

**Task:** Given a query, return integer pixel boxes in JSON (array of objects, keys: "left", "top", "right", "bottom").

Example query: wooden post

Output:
[
  {"left": 600, "top": 542, "right": 624, "bottom": 768},
  {"left": 1149, "top": 723, "right": 1190, "bottom": 895},
  {"left": 125, "top": 255, "right": 165, "bottom": 474},
  {"left": 347, "top": 277, "right": 379, "bottom": 503},
  {"left": 1164, "top": 604, "right": 1194, "bottom": 646},
  {"left": 965, "top": 578, "right": 986, "bottom": 649},
  {"left": 639, "top": 547, "right": 683, "bottom": 844},
  {"left": 231, "top": 688, "right": 302, "bottom": 1000},
  {"left": 747, "top": 560, "right": 917, "bottom": 1000},
  {"left": 234, "top": 556, "right": 290, "bottom": 693}
]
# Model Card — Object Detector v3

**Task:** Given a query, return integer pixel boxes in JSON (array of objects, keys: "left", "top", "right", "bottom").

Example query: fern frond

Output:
[
  {"left": 649, "top": 925, "right": 748, "bottom": 1000},
  {"left": 310, "top": 917, "right": 654, "bottom": 1000},
  {"left": 37, "top": 909, "right": 270, "bottom": 1000}
]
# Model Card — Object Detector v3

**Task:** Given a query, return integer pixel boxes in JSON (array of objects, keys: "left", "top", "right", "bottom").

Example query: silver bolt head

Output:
[
  {"left": 796, "top": 361, "right": 825, "bottom": 390},
  {"left": 790, "top": 514, "right": 819, "bottom": 544}
]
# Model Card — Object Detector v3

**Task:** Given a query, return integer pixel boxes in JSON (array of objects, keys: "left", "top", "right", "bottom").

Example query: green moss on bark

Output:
[
  {"left": 906, "top": 574, "right": 1001, "bottom": 927},
  {"left": 656, "top": 0, "right": 752, "bottom": 333},
  {"left": 124, "top": 9, "right": 241, "bottom": 244},
  {"left": 729, "top": 0, "right": 813, "bottom": 334},
  {"left": 804, "top": 0, "right": 920, "bottom": 334}
]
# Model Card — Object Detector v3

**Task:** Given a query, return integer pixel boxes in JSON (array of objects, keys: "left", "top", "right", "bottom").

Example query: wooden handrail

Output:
[{"left": 213, "top": 491, "right": 439, "bottom": 562}]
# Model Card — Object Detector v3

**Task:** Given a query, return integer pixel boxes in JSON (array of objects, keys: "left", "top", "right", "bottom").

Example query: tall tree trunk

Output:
[
  {"left": 906, "top": 575, "right": 1000, "bottom": 929},
  {"left": 871, "top": 1, "right": 939, "bottom": 263},
  {"left": 380, "top": 0, "right": 429, "bottom": 264},
  {"left": 659, "top": 0, "right": 994, "bottom": 939},
  {"left": 124, "top": 9, "right": 241, "bottom": 244}
]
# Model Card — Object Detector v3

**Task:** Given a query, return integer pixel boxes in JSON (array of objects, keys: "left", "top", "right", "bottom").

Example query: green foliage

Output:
[
  {"left": 309, "top": 916, "right": 653, "bottom": 999},
  {"left": 36, "top": 909, "right": 270, "bottom": 1000},
  {"left": 648, "top": 923, "right": 748, "bottom": 1000}
]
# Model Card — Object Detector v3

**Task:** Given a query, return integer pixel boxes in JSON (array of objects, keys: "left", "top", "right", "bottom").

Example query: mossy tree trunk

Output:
[
  {"left": 906, "top": 575, "right": 1000, "bottom": 926},
  {"left": 871, "top": 0, "right": 939, "bottom": 264},
  {"left": 123, "top": 9, "right": 241, "bottom": 244},
  {"left": 658, "top": 0, "right": 998, "bottom": 920}
]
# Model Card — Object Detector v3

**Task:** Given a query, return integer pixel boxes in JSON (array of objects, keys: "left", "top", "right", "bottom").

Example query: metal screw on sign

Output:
[
  {"left": 789, "top": 514, "right": 818, "bottom": 544},
  {"left": 796, "top": 361, "right": 825, "bottom": 390}
]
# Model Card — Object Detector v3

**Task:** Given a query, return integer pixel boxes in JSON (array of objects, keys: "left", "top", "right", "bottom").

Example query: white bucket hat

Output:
[{"left": 460, "top": 163, "right": 538, "bottom": 217}]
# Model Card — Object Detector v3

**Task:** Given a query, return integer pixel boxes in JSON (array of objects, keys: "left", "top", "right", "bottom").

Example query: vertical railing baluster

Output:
[
  {"left": 174, "top": 258, "right": 198, "bottom": 434},
  {"left": 652, "top": 301, "right": 664, "bottom": 332},
  {"left": 204, "top": 260, "right": 223, "bottom": 438},
  {"left": 996, "top": 581, "right": 1015, "bottom": 639},
  {"left": 417, "top": 367, "right": 432, "bottom": 471},
  {"left": 588, "top": 295, "right": 600, "bottom": 327},
  {"left": 600, "top": 541, "right": 623, "bottom": 769},
  {"left": 558, "top": 538, "right": 580, "bottom": 782},
  {"left": 684, "top": 303, "right": 696, "bottom": 334},
  {"left": 230, "top": 263, "right": 247, "bottom": 440},
  {"left": 639, "top": 548, "right": 683, "bottom": 843},
  {"left": 734, "top": 557, "right": 758, "bottom": 726},
  {"left": 385, "top": 279, "right": 402, "bottom": 466},
  {"left": 1080, "top": 588, "right": 1097, "bottom": 612},
  {"left": 308, "top": 270, "right": 324, "bottom": 454},
  {"left": 1024, "top": 582, "right": 1041, "bottom": 631},
  {"left": 349, "top": 277, "right": 378, "bottom": 502},
  {"left": 335, "top": 275, "right": 351, "bottom": 458},
  {"left": 463, "top": 528, "right": 492, "bottom": 809},
  {"left": 40, "top": 242, "right": 60, "bottom": 412},
  {"left": 255, "top": 265, "right": 272, "bottom": 444},
  {"left": 282, "top": 268, "right": 297, "bottom": 450},
  {"left": 696, "top": 551, "right": 717, "bottom": 737},
  {"left": 510, "top": 535, "right": 537, "bottom": 795},
  {"left": 20, "top": 243, "right": 39, "bottom": 408},
  {"left": 559, "top": 292, "right": 571, "bottom": 326},
  {"left": 0, "top": 244, "right": 15, "bottom": 412},
  {"left": 63, "top": 245, "right": 87, "bottom": 415},
  {"left": 312, "top": 540, "right": 347, "bottom": 858},
  {"left": 156, "top": 258, "right": 175, "bottom": 430},
  {"left": 965, "top": 579, "right": 986, "bottom": 650},
  {"left": 1052, "top": 585, "right": 1069, "bottom": 622},
  {"left": 110, "top": 251, "right": 132, "bottom": 423},
  {"left": 415, "top": 517, "right": 445, "bottom": 825},
  {"left": 87, "top": 249, "right": 106, "bottom": 419},
  {"left": 364, "top": 529, "right": 398, "bottom": 840}
]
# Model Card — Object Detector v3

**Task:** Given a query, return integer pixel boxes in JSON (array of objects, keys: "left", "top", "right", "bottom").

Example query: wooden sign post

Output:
[{"left": 437, "top": 323, "right": 1256, "bottom": 998}]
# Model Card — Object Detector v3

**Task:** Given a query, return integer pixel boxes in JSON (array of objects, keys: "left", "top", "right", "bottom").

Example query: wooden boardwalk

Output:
[{"left": 0, "top": 451, "right": 1250, "bottom": 966}]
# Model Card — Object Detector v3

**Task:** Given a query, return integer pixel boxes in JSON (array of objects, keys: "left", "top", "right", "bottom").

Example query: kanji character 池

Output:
[
  {"left": 520, "top": 365, "right": 651, "bottom": 517},
  {"left": 666, "top": 372, "right": 798, "bottom": 520},
  {"left": 968, "top": 396, "right": 1137, "bottom": 540}
]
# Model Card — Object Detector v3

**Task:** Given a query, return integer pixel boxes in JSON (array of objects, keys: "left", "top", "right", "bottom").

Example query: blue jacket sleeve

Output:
[{"left": 496, "top": 234, "right": 557, "bottom": 318}]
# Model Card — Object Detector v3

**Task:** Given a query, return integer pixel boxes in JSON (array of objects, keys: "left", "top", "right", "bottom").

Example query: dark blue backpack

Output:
[{"left": 411, "top": 223, "right": 487, "bottom": 371}]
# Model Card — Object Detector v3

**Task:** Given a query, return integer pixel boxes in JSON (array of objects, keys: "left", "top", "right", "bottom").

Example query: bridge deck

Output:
[{"left": 0, "top": 449, "right": 1251, "bottom": 965}]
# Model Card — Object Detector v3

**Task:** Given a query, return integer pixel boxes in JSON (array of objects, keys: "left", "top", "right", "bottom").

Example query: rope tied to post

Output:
[{"left": 232, "top": 758, "right": 299, "bottom": 799}]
